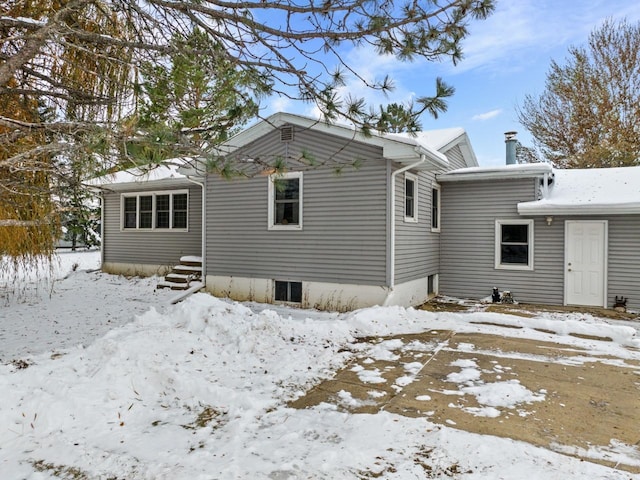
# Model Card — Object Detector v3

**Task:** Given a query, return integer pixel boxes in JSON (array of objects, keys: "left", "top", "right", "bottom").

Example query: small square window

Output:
[
  {"left": 274, "top": 280, "right": 302, "bottom": 303},
  {"left": 495, "top": 220, "right": 534, "bottom": 270}
]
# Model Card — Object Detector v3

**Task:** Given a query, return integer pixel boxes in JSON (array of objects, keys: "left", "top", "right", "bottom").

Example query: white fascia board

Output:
[
  {"left": 518, "top": 201, "right": 640, "bottom": 216},
  {"left": 93, "top": 178, "right": 191, "bottom": 192},
  {"left": 432, "top": 131, "right": 477, "bottom": 168},
  {"left": 383, "top": 144, "right": 448, "bottom": 169},
  {"left": 456, "top": 134, "right": 479, "bottom": 167},
  {"left": 438, "top": 163, "right": 552, "bottom": 182}
]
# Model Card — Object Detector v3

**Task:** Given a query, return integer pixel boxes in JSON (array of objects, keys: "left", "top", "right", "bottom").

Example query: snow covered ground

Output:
[{"left": 0, "top": 250, "right": 639, "bottom": 479}]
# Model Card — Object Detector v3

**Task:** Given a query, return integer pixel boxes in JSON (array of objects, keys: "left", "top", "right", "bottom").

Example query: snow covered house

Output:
[
  {"left": 94, "top": 162, "right": 203, "bottom": 278},
  {"left": 437, "top": 161, "right": 640, "bottom": 311},
  {"left": 96, "top": 113, "right": 640, "bottom": 312},
  {"left": 95, "top": 112, "right": 477, "bottom": 310}
]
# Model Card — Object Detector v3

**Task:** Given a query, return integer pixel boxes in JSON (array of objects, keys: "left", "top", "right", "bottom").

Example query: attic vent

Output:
[{"left": 280, "top": 125, "right": 294, "bottom": 143}]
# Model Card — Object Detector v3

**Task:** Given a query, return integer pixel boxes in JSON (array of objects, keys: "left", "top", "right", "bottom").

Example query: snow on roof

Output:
[
  {"left": 88, "top": 161, "right": 189, "bottom": 189},
  {"left": 518, "top": 166, "right": 640, "bottom": 215},
  {"left": 438, "top": 163, "right": 553, "bottom": 182},
  {"left": 388, "top": 128, "right": 465, "bottom": 151}
]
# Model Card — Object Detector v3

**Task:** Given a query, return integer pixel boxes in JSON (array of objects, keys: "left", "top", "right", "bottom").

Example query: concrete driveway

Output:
[{"left": 290, "top": 327, "right": 640, "bottom": 473}]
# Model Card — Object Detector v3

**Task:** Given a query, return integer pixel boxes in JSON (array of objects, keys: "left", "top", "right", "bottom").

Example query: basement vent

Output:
[{"left": 280, "top": 125, "right": 294, "bottom": 142}]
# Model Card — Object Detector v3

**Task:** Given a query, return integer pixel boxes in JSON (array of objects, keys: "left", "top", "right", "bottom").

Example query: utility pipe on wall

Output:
[{"left": 186, "top": 175, "right": 207, "bottom": 279}]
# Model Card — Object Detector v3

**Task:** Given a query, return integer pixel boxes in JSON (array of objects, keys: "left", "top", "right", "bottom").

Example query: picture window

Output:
[{"left": 121, "top": 190, "right": 189, "bottom": 230}]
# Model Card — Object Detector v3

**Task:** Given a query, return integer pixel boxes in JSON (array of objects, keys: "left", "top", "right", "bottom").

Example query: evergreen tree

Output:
[{"left": 1, "top": 0, "right": 495, "bottom": 260}]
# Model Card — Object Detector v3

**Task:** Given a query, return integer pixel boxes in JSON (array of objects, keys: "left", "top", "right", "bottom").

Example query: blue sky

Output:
[{"left": 262, "top": 0, "right": 640, "bottom": 166}]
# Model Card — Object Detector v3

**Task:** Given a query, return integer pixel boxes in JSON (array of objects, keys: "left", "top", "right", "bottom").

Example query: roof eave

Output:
[
  {"left": 517, "top": 202, "right": 640, "bottom": 216},
  {"left": 385, "top": 145, "right": 448, "bottom": 170},
  {"left": 436, "top": 131, "right": 478, "bottom": 168},
  {"left": 438, "top": 171, "right": 545, "bottom": 182},
  {"left": 91, "top": 177, "right": 191, "bottom": 192},
  {"left": 219, "top": 111, "right": 449, "bottom": 170}
]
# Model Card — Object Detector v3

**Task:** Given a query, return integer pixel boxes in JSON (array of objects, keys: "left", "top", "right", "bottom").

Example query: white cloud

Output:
[
  {"left": 264, "top": 95, "right": 293, "bottom": 115},
  {"left": 450, "top": 0, "right": 639, "bottom": 75},
  {"left": 472, "top": 109, "right": 502, "bottom": 121}
]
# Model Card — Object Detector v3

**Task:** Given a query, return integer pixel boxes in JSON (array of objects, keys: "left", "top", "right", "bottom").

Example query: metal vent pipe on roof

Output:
[{"left": 505, "top": 131, "right": 517, "bottom": 165}]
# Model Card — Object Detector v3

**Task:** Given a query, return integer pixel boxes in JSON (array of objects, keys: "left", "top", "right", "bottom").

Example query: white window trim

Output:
[
  {"left": 120, "top": 189, "right": 189, "bottom": 232},
  {"left": 494, "top": 219, "right": 534, "bottom": 270},
  {"left": 404, "top": 172, "right": 418, "bottom": 223},
  {"left": 268, "top": 171, "right": 303, "bottom": 231},
  {"left": 431, "top": 183, "right": 441, "bottom": 233}
]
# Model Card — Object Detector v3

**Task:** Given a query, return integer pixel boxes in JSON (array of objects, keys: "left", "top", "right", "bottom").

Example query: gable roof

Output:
[
  {"left": 518, "top": 165, "right": 640, "bottom": 215},
  {"left": 390, "top": 128, "right": 477, "bottom": 168},
  {"left": 211, "top": 112, "right": 477, "bottom": 171}
]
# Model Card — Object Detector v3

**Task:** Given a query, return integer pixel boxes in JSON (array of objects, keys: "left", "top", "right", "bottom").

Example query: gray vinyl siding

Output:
[
  {"left": 394, "top": 169, "right": 438, "bottom": 284},
  {"left": 445, "top": 145, "right": 469, "bottom": 170},
  {"left": 538, "top": 214, "right": 640, "bottom": 310},
  {"left": 206, "top": 127, "right": 388, "bottom": 285},
  {"left": 393, "top": 145, "right": 468, "bottom": 285},
  {"left": 440, "top": 178, "right": 640, "bottom": 309},
  {"left": 438, "top": 178, "right": 567, "bottom": 304},
  {"left": 604, "top": 215, "right": 640, "bottom": 310},
  {"left": 102, "top": 183, "right": 202, "bottom": 267}
]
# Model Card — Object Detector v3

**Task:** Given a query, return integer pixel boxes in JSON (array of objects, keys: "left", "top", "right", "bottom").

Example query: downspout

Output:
[
  {"left": 99, "top": 191, "right": 105, "bottom": 268},
  {"left": 186, "top": 176, "right": 206, "bottom": 280},
  {"left": 388, "top": 154, "right": 427, "bottom": 291},
  {"left": 542, "top": 172, "right": 550, "bottom": 198}
]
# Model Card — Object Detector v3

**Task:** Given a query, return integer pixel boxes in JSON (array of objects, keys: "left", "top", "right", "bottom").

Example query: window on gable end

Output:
[{"left": 268, "top": 172, "right": 303, "bottom": 230}]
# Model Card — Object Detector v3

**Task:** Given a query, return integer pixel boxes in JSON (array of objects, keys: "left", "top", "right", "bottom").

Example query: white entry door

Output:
[{"left": 565, "top": 221, "right": 607, "bottom": 307}]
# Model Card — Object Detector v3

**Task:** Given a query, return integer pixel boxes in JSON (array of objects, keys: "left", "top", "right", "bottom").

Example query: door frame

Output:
[{"left": 564, "top": 220, "right": 608, "bottom": 308}]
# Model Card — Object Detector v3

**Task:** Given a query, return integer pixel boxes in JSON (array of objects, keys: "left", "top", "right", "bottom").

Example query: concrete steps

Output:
[{"left": 157, "top": 256, "right": 203, "bottom": 290}]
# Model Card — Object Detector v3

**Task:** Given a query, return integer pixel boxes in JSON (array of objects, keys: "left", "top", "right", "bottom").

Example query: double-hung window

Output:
[
  {"left": 431, "top": 184, "right": 441, "bottom": 232},
  {"left": 121, "top": 190, "right": 188, "bottom": 230},
  {"left": 404, "top": 173, "right": 418, "bottom": 222},
  {"left": 495, "top": 219, "right": 534, "bottom": 270},
  {"left": 268, "top": 172, "right": 303, "bottom": 230}
]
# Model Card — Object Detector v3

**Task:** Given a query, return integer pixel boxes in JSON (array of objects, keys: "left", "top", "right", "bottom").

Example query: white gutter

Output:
[
  {"left": 185, "top": 176, "right": 206, "bottom": 279},
  {"left": 388, "top": 155, "right": 427, "bottom": 290},
  {"left": 437, "top": 163, "right": 552, "bottom": 182}
]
